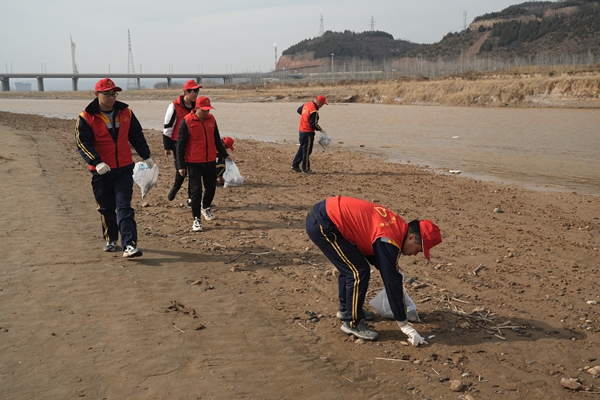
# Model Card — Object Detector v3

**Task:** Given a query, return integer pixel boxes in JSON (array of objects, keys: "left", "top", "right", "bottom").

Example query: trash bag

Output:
[
  {"left": 132, "top": 161, "right": 159, "bottom": 198},
  {"left": 317, "top": 130, "right": 331, "bottom": 150},
  {"left": 369, "top": 288, "right": 420, "bottom": 322},
  {"left": 223, "top": 159, "right": 244, "bottom": 187}
]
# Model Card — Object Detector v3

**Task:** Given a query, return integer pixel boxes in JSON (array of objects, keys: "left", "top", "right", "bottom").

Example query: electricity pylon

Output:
[{"left": 127, "top": 29, "right": 136, "bottom": 89}]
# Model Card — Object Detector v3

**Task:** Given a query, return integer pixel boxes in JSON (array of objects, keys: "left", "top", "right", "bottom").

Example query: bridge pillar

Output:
[
  {"left": 1, "top": 77, "right": 9, "bottom": 92},
  {"left": 72, "top": 77, "right": 79, "bottom": 91},
  {"left": 137, "top": 77, "right": 141, "bottom": 89},
  {"left": 167, "top": 77, "right": 172, "bottom": 87},
  {"left": 37, "top": 77, "right": 45, "bottom": 92},
  {"left": 197, "top": 77, "right": 202, "bottom": 85}
]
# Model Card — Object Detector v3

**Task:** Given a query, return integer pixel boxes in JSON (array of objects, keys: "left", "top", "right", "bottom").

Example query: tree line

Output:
[{"left": 480, "top": 6, "right": 600, "bottom": 51}]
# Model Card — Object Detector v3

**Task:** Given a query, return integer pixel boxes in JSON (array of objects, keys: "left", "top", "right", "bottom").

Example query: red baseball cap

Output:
[
  {"left": 316, "top": 95, "right": 328, "bottom": 105},
  {"left": 184, "top": 79, "right": 202, "bottom": 90},
  {"left": 419, "top": 220, "right": 442, "bottom": 261},
  {"left": 223, "top": 136, "right": 235, "bottom": 151},
  {"left": 95, "top": 78, "right": 122, "bottom": 92},
  {"left": 196, "top": 96, "right": 214, "bottom": 110}
]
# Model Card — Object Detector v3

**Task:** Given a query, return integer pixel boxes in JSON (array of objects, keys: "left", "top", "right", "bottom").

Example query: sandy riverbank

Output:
[{"left": 1, "top": 102, "right": 599, "bottom": 398}]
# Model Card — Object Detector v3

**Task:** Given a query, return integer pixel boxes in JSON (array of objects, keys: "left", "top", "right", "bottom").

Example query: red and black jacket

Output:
[
  {"left": 76, "top": 98, "right": 150, "bottom": 173},
  {"left": 176, "top": 112, "right": 228, "bottom": 169},
  {"left": 297, "top": 101, "right": 321, "bottom": 133},
  {"left": 162, "top": 95, "right": 194, "bottom": 150}
]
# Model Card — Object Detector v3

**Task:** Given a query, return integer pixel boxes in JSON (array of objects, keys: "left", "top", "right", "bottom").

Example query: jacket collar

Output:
[{"left": 85, "top": 98, "right": 129, "bottom": 115}]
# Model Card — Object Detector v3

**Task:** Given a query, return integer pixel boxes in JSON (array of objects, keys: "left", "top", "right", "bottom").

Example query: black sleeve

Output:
[
  {"left": 372, "top": 238, "right": 407, "bottom": 321},
  {"left": 309, "top": 111, "right": 321, "bottom": 132},
  {"left": 176, "top": 120, "right": 189, "bottom": 170},
  {"left": 163, "top": 134, "right": 173, "bottom": 151},
  {"left": 297, "top": 105, "right": 303, "bottom": 115},
  {"left": 213, "top": 121, "right": 229, "bottom": 160},
  {"left": 128, "top": 111, "right": 151, "bottom": 160}
]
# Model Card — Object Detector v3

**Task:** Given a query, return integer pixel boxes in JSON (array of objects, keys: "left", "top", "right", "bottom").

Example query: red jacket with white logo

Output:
[
  {"left": 176, "top": 112, "right": 229, "bottom": 168},
  {"left": 325, "top": 196, "right": 408, "bottom": 255},
  {"left": 76, "top": 98, "right": 150, "bottom": 173}
]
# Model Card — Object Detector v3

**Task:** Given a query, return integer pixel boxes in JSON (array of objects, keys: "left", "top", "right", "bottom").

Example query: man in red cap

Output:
[
  {"left": 76, "top": 78, "right": 153, "bottom": 258},
  {"left": 291, "top": 95, "right": 327, "bottom": 174},
  {"left": 163, "top": 79, "right": 202, "bottom": 206},
  {"left": 176, "top": 96, "right": 231, "bottom": 232},
  {"left": 306, "top": 196, "right": 442, "bottom": 343}
]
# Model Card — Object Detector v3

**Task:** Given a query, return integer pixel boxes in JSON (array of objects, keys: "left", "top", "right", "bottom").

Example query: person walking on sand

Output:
[
  {"left": 291, "top": 95, "right": 327, "bottom": 174},
  {"left": 75, "top": 78, "right": 154, "bottom": 258},
  {"left": 305, "top": 196, "right": 442, "bottom": 343},
  {"left": 176, "top": 96, "right": 230, "bottom": 232},
  {"left": 215, "top": 136, "right": 235, "bottom": 186},
  {"left": 163, "top": 79, "right": 201, "bottom": 206}
]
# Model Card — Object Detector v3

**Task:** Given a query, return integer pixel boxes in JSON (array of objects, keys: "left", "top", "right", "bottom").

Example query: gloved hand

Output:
[
  {"left": 397, "top": 320, "right": 428, "bottom": 346},
  {"left": 96, "top": 162, "right": 111, "bottom": 175},
  {"left": 144, "top": 158, "right": 155, "bottom": 169}
]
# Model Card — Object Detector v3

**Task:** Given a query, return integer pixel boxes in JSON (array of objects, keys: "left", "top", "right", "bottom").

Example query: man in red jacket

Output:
[
  {"left": 75, "top": 78, "right": 153, "bottom": 258},
  {"left": 306, "top": 196, "right": 442, "bottom": 343},
  {"left": 163, "top": 79, "right": 201, "bottom": 205},
  {"left": 176, "top": 96, "right": 230, "bottom": 232},
  {"left": 291, "top": 95, "right": 327, "bottom": 174}
]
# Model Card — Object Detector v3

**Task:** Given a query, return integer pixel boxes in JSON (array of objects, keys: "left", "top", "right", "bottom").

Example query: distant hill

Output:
[
  {"left": 276, "top": 31, "right": 425, "bottom": 71},
  {"left": 414, "top": 0, "right": 600, "bottom": 59},
  {"left": 276, "top": 0, "right": 600, "bottom": 72}
]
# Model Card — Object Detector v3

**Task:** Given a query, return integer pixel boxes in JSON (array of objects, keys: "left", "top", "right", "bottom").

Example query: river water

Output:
[{"left": 1, "top": 98, "right": 598, "bottom": 196}]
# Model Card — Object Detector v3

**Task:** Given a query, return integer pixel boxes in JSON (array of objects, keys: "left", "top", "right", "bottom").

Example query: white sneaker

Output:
[
  {"left": 192, "top": 217, "right": 203, "bottom": 232},
  {"left": 123, "top": 244, "right": 142, "bottom": 258},
  {"left": 201, "top": 207, "right": 215, "bottom": 221},
  {"left": 103, "top": 241, "right": 117, "bottom": 252}
]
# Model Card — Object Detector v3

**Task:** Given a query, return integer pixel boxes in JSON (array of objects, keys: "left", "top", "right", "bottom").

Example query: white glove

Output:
[
  {"left": 144, "top": 158, "right": 155, "bottom": 169},
  {"left": 96, "top": 162, "right": 111, "bottom": 175},
  {"left": 398, "top": 321, "right": 428, "bottom": 346}
]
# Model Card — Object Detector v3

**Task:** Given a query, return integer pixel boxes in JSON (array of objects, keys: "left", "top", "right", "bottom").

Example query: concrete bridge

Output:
[{"left": 0, "top": 73, "right": 236, "bottom": 92}]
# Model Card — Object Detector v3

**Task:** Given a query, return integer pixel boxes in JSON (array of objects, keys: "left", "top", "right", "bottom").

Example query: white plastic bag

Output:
[
  {"left": 369, "top": 288, "right": 420, "bottom": 322},
  {"left": 317, "top": 130, "right": 331, "bottom": 149},
  {"left": 223, "top": 159, "right": 244, "bottom": 187},
  {"left": 132, "top": 161, "right": 159, "bottom": 198}
]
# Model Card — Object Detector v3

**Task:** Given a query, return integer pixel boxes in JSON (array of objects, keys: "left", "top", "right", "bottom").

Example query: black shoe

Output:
[
  {"left": 303, "top": 169, "right": 315, "bottom": 174},
  {"left": 167, "top": 187, "right": 178, "bottom": 201},
  {"left": 291, "top": 166, "right": 302, "bottom": 173}
]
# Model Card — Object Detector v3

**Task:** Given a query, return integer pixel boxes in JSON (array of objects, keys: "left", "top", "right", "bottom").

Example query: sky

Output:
[{"left": 1, "top": 1, "right": 542, "bottom": 90}]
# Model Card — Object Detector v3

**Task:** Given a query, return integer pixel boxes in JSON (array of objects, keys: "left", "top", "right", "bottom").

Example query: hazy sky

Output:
[{"left": 1, "top": 1, "right": 534, "bottom": 89}]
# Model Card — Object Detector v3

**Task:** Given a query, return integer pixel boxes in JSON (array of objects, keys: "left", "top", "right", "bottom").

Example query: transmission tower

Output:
[
  {"left": 319, "top": 14, "right": 324, "bottom": 36},
  {"left": 463, "top": 11, "right": 467, "bottom": 30},
  {"left": 127, "top": 29, "right": 136, "bottom": 89},
  {"left": 370, "top": 16, "right": 375, "bottom": 31}
]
